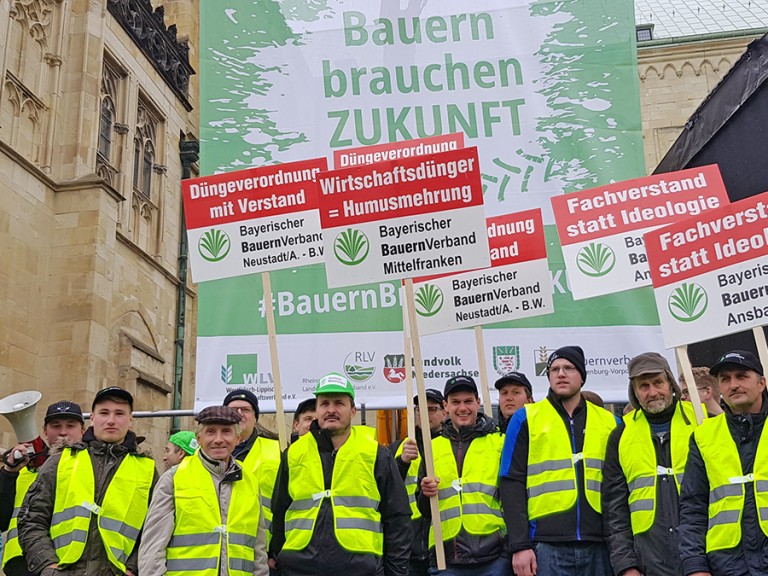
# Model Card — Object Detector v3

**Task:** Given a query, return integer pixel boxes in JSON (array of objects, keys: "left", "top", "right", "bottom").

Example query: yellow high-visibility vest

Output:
[
  {"left": 2, "top": 467, "right": 38, "bottom": 566},
  {"left": 243, "top": 436, "right": 281, "bottom": 545},
  {"left": 394, "top": 438, "right": 421, "bottom": 520},
  {"left": 619, "top": 402, "right": 695, "bottom": 534},
  {"left": 51, "top": 449, "right": 154, "bottom": 571},
  {"left": 694, "top": 413, "right": 768, "bottom": 552},
  {"left": 429, "top": 433, "right": 505, "bottom": 547},
  {"left": 526, "top": 399, "right": 616, "bottom": 519},
  {"left": 167, "top": 453, "right": 261, "bottom": 576},
  {"left": 284, "top": 426, "right": 383, "bottom": 555}
]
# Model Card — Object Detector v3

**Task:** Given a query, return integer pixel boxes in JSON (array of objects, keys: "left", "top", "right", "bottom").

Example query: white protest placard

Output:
[
  {"left": 182, "top": 158, "right": 327, "bottom": 283},
  {"left": 317, "top": 147, "right": 491, "bottom": 288},
  {"left": 333, "top": 133, "right": 465, "bottom": 169},
  {"left": 412, "top": 209, "right": 554, "bottom": 335},
  {"left": 644, "top": 191, "right": 768, "bottom": 349},
  {"left": 551, "top": 165, "right": 728, "bottom": 300}
]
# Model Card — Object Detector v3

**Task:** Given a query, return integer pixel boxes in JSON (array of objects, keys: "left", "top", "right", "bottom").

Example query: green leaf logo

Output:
[
  {"left": 668, "top": 282, "right": 708, "bottom": 322},
  {"left": 576, "top": 242, "right": 616, "bottom": 277},
  {"left": 199, "top": 229, "right": 231, "bottom": 262},
  {"left": 334, "top": 229, "right": 369, "bottom": 266},
  {"left": 415, "top": 284, "right": 444, "bottom": 317}
]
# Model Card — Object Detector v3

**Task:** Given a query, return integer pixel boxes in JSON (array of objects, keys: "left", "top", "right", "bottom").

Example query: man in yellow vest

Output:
[
  {"left": 391, "top": 388, "right": 445, "bottom": 576},
  {"left": 495, "top": 371, "right": 534, "bottom": 433},
  {"left": 602, "top": 352, "right": 696, "bottom": 576},
  {"left": 223, "top": 389, "right": 281, "bottom": 547},
  {"left": 269, "top": 373, "right": 412, "bottom": 576},
  {"left": 138, "top": 405, "right": 269, "bottom": 576},
  {"left": 290, "top": 398, "right": 316, "bottom": 442},
  {"left": 1, "top": 400, "right": 85, "bottom": 576},
  {"left": 162, "top": 430, "right": 197, "bottom": 471},
  {"left": 18, "top": 387, "right": 157, "bottom": 576},
  {"left": 418, "top": 376, "right": 510, "bottom": 575},
  {"left": 680, "top": 367, "right": 723, "bottom": 417},
  {"left": 499, "top": 346, "right": 618, "bottom": 576},
  {"left": 678, "top": 349, "right": 768, "bottom": 576}
]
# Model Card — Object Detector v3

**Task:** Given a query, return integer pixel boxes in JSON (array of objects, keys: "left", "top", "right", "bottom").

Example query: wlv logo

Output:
[{"left": 221, "top": 353, "right": 259, "bottom": 385}]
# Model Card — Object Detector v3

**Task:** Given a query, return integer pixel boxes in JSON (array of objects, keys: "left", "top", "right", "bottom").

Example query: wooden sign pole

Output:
[
  {"left": 405, "top": 278, "right": 446, "bottom": 570},
  {"left": 403, "top": 298, "right": 416, "bottom": 440},
  {"left": 676, "top": 345, "right": 705, "bottom": 425},
  {"left": 261, "top": 271, "right": 288, "bottom": 449},
  {"left": 753, "top": 327, "right": 768, "bottom": 371},
  {"left": 474, "top": 326, "right": 493, "bottom": 417}
]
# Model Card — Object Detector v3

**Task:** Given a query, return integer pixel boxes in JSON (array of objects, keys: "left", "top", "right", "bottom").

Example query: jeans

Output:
[
  {"left": 534, "top": 541, "right": 612, "bottom": 576},
  {"left": 428, "top": 556, "right": 512, "bottom": 576}
]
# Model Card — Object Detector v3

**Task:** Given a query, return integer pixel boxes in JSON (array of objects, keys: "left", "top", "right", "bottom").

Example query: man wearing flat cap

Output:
[
  {"left": 224, "top": 389, "right": 281, "bottom": 546},
  {"left": 495, "top": 371, "right": 533, "bottom": 433},
  {"left": 499, "top": 346, "right": 618, "bottom": 576},
  {"left": 269, "top": 373, "right": 411, "bottom": 576},
  {"left": 139, "top": 405, "right": 268, "bottom": 576},
  {"left": 678, "top": 350, "right": 768, "bottom": 576},
  {"left": 602, "top": 352, "right": 697, "bottom": 576},
  {"left": 19, "top": 387, "right": 157, "bottom": 576},
  {"left": 1, "top": 400, "right": 85, "bottom": 576},
  {"left": 391, "top": 389, "right": 445, "bottom": 576}
]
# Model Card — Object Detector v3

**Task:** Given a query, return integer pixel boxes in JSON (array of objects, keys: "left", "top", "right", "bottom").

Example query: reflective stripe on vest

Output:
[
  {"left": 2, "top": 467, "right": 38, "bottom": 566},
  {"left": 243, "top": 436, "right": 281, "bottom": 547},
  {"left": 619, "top": 402, "right": 695, "bottom": 535},
  {"left": 394, "top": 438, "right": 422, "bottom": 520},
  {"left": 168, "top": 453, "right": 261, "bottom": 576},
  {"left": 51, "top": 449, "right": 154, "bottom": 571},
  {"left": 429, "top": 433, "right": 504, "bottom": 547},
  {"left": 694, "top": 413, "right": 768, "bottom": 552},
  {"left": 284, "top": 426, "right": 382, "bottom": 555},
  {"left": 526, "top": 399, "right": 616, "bottom": 520}
]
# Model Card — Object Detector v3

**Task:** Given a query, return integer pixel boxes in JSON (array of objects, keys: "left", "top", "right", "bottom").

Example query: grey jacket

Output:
[
  {"left": 17, "top": 429, "right": 158, "bottom": 576},
  {"left": 138, "top": 450, "right": 269, "bottom": 576}
]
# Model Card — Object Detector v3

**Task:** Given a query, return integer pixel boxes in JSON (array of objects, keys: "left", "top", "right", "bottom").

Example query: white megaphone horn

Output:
[{"left": 0, "top": 390, "right": 42, "bottom": 442}]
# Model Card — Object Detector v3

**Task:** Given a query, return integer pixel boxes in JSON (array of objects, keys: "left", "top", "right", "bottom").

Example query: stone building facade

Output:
[{"left": 0, "top": 0, "right": 200, "bottom": 455}]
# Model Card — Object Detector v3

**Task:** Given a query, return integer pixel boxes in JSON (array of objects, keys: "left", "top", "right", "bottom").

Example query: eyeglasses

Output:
[
  {"left": 415, "top": 406, "right": 441, "bottom": 414},
  {"left": 233, "top": 406, "right": 254, "bottom": 415},
  {"left": 550, "top": 365, "right": 577, "bottom": 375}
]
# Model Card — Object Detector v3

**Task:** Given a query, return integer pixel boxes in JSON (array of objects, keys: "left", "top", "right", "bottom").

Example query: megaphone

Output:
[{"left": 0, "top": 391, "right": 47, "bottom": 469}]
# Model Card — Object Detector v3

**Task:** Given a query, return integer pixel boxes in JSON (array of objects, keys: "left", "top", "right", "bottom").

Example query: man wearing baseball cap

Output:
[
  {"left": 678, "top": 350, "right": 768, "bottom": 576},
  {"left": 18, "top": 387, "right": 157, "bottom": 576},
  {"left": 163, "top": 430, "right": 197, "bottom": 470},
  {"left": 1, "top": 400, "right": 85, "bottom": 576},
  {"left": 602, "top": 352, "right": 697, "bottom": 576},
  {"left": 391, "top": 389, "right": 445, "bottom": 576},
  {"left": 139, "top": 406, "right": 268, "bottom": 576},
  {"left": 418, "top": 375, "right": 509, "bottom": 574},
  {"left": 291, "top": 398, "right": 317, "bottom": 442},
  {"left": 495, "top": 372, "right": 533, "bottom": 433},
  {"left": 269, "top": 373, "right": 411, "bottom": 575},
  {"left": 224, "top": 388, "right": 281, "bottom": 547},
  {"left": 499, "top": 346, "right": 618, "bottom": 576}
]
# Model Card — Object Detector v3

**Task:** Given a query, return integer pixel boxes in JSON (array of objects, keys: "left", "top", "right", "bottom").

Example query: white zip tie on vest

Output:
[
  {"left": 214, "top": 525, "right": 227, "bottom": 534},
  {"left": 452, "top": 479, "right": 463, "bottom": 492},
  {"left": 728, "top": 474, "right": 754, "bottom": 484},
  {"left": 572, "top": 452, "right": 584, "bottom": 463},
  {"left": 312, "top": 490, "right": 331, "bottom": 501},
  {"left": 82, "top": 501, "right": 101, "bottom": 515},
  {"left": 656, "top": 466, "right": 674, "bottom": 476}
]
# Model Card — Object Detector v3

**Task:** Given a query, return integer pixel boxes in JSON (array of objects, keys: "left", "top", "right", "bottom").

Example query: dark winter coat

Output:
[
  {"left": 415, "top": 413, "right": 508, "bottom": 566},
  {"left": 269, "top": 423, "right": 412, "bottom": 576},
  {"left": 17, "top": 429, "right": 158, "bottom": 576}
]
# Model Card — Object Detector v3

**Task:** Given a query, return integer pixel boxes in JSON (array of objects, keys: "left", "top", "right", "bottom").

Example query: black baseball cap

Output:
[
  {"left": 710, "top": 350, "right": 764, "bottom": 377},
  {"left": 294, "top": 398, "right": 316, "bottom": 420},
  {"left": 223, "top": 389, "right": 260, "bottom": 419},
  {"left": 44, "top": 401, "right": 84, "bottom": 424},
  {"left": 444, "top": 375, "right": 478, "bottom": 397},
  {"left": 414, "top": 389, "right": 445, "bottom": 405},
  {"left": 92, "top": 387, "right": 133, "bottom": 410},
  {"left": 494, "top": 372, "right": 532, "bottom": 395}
]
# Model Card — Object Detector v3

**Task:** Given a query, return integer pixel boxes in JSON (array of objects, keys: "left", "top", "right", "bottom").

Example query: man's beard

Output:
[{"left": 643, "top": 397, "right": 672, "bottom": 414}]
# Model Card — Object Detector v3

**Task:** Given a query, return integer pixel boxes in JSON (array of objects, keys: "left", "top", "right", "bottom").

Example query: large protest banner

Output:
[
  {"left": 197, "top": 0, "right": 660, "bottom": 409},
  {"left": 644, "top": 191, "right": 768, "bottom": 349}
]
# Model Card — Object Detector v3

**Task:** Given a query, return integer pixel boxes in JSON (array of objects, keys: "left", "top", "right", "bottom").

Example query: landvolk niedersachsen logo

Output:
[
  {"left": 344, "top": 351, "right": 376, "bottom": 382},
  {"left": 414, "top": 284, "right": 444, "bottom": 317},
  {"left": 493, "top": 346, "right": 520, "bottom": 376},
  {"left": 383, "top": 354, "right": 406, "bottom": 383},
  {"left": 576, "top": 242, "right": 616, "bottom": 277},
  {"left": 221, "top": 353, "right": 259, "bottom": 385},
  {"left": 334, "top": 229, "right": 369, "bottom": 266},
  {"left": 199, "top": 229, "right": 231, "bottom": 262},
  {"left": 668, "top": 282, "right": 708, "bottom": 322}
]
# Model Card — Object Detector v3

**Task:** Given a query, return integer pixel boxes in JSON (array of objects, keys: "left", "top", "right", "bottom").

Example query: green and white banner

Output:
[{"left": 198, "top": 0, "right": 666, "bottom": 410}]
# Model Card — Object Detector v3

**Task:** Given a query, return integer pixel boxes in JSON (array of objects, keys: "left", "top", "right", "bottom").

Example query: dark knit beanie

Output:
[{"left": 547, "top": 346, "right": 587, "bottom": 385}]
